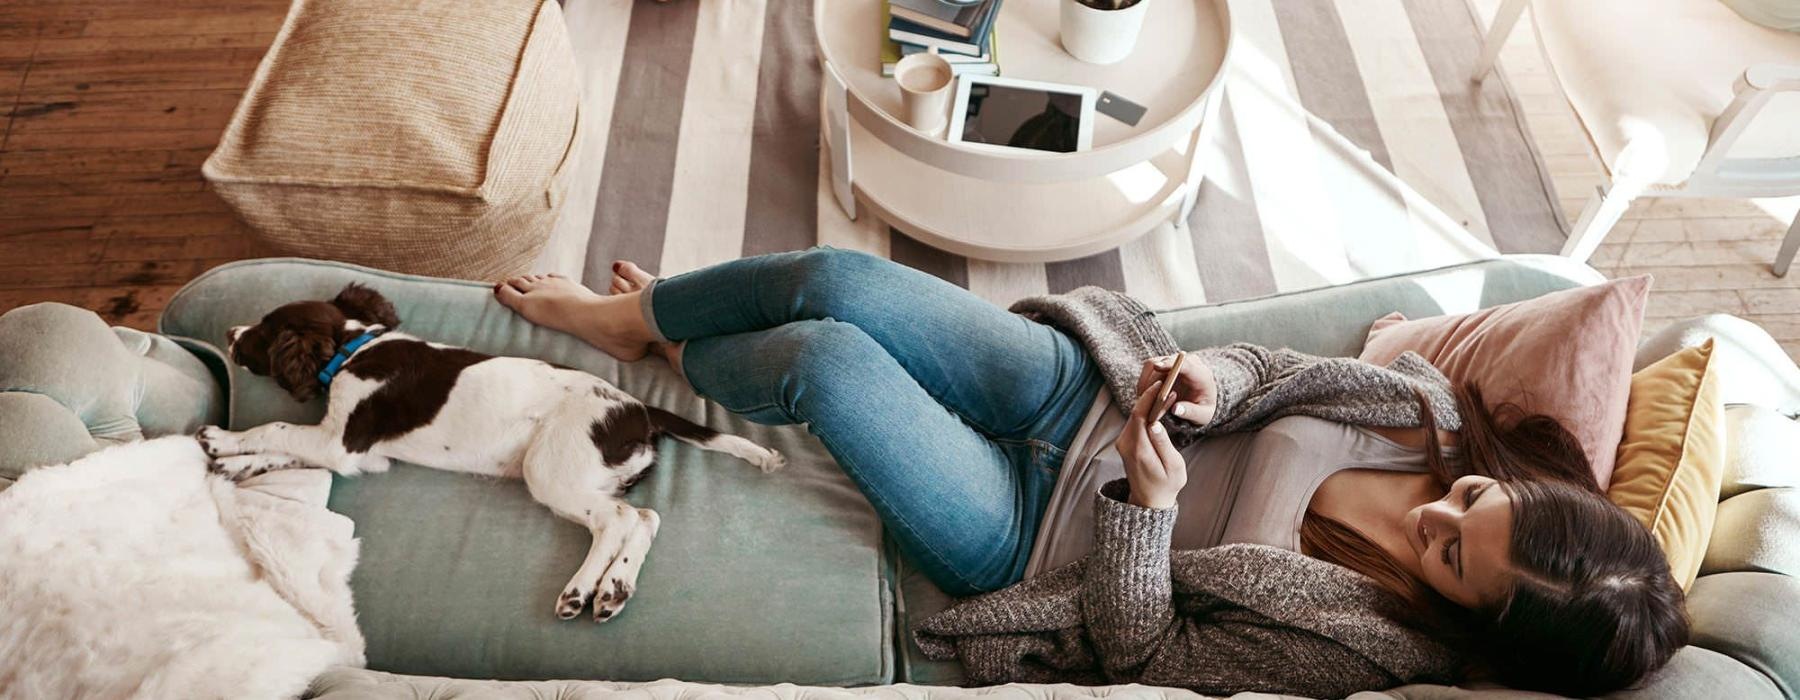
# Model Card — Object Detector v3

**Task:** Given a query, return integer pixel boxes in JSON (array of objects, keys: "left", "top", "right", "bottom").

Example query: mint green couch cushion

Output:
[
  {"left": 1704, "top": 487, "right": 1800, "bottom": 577},
  {"left": 0, "top": 303, "right": 225, "bottom": 484},
  {"left": 1614, "top": 645, "right": 1784, "bottom": 699},
  {"left": 1374, "top": 645, "right": 1782, "bottom": 699},
  {"left": 892, "top": 255, "right": 1608, "bottom": 683},
  {"left": 894, "top": 550, "right": 967, "bottom": 685},
  {"left": 160, "top": 259, "right": 893, "bottom": 685},
  {"left": 1686, "top": 572, "right": 1800, "bottom": 697}
]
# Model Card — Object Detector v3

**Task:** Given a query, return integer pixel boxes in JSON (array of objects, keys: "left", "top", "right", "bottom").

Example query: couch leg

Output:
[{"left": 1776, "top": 210, "right": 1799, "bottom": 278}]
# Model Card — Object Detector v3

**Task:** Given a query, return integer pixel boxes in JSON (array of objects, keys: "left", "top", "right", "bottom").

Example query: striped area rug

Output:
[{"left": 539, "top": 0, "right": 1566, "bottom": 311}]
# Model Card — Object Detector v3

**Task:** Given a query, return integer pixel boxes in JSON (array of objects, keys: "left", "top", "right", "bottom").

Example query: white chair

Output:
[{"left": 1474, "top": 0, "right": 1800, "bottom": 276}]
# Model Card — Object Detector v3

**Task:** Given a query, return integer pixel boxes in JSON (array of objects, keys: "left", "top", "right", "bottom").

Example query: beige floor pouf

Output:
[{"left": 203, "top": 0, "right": 581, "bottom": 281}]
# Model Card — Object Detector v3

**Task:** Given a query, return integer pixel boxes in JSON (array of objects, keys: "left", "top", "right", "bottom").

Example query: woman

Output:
[{"left": 494, "top": 247, "right": 1685, "bottom": 696}]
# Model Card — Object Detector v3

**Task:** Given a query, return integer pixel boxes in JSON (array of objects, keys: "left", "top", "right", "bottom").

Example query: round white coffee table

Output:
[{"left": 814, "top": 0, "right": 1232, "bottom": 263}]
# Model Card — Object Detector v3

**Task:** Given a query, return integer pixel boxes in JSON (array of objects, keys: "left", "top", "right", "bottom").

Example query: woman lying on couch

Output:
[{"left": 493, "top": 247, "right": 1685, "bottom": 698}]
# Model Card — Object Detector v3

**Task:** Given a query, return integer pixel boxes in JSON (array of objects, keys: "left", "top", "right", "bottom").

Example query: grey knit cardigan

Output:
[{"left": 912, "top": 287, "right": 1468, "bottom": 696}]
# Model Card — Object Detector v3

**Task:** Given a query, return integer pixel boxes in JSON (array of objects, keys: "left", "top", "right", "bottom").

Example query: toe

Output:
[
  {"left": 555, "top": 588, "right": 590, "bottom": 620},
  {"left": 615, "top": 261, "right": 655, "bottom": 287}
]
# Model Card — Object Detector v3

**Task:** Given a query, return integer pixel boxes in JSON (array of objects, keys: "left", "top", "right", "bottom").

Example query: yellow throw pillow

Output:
[{"left": 1606, "top": 340, "right": 1726, "bottom": 590}]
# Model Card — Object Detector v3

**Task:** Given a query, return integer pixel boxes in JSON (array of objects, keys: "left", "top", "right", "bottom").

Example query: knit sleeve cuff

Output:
[
  {"left": 1185, "top": 346, "right": 1254, "bottom": 428},
  {"left": 1094, "top": 478, "right": 1177, "bottom": 564}
]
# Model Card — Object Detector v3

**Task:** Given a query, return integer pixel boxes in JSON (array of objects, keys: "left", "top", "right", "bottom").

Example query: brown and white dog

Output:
[{"left": 196, "top": 283, "right": 784, "bottom": 622}]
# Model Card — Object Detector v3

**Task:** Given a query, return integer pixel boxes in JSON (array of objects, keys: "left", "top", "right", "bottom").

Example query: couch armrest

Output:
[
  {"left": 0, "top": 303, "right": 226, "bottom": 483},
  {"left": 1636, "top": 314, "right": 1800, "bottom": 415}
]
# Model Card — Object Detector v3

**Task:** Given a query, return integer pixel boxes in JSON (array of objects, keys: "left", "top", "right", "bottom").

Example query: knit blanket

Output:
[{"left": 0, "top": 437, "right": 364, "bottom": 700}]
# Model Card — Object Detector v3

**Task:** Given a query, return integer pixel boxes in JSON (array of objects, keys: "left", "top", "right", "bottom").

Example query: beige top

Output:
[{"left": 1025, "top": 392, "right": 1434, "bottom": 577}]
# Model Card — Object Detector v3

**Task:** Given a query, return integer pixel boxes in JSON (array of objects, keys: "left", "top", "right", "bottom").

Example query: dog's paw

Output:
[
  {"left": 593, "top": 578, "right": 634, "bottom": 622},
  {"left": 752, "top": 449, "right": 786, "bottom": 474},
  {"left": 555, "top": 586, "right": 592, "bottom": 620},
  {"left": 195, "top": 425, "right": 223, "bottom": 457},
  {"left": 195, "top": 425, "right": 246, "bottom": 459},
  {"left": 355, "top": 454, "right": 392, "bottom": 474}
]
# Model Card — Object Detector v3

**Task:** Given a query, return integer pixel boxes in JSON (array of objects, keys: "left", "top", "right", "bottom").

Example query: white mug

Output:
[{"left": 894, "top": 52, "right": 954, "bottom": 136}]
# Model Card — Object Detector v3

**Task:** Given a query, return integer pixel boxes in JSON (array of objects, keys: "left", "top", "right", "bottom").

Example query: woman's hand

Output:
[
  {"left": 1114, "top": 380, "right": 1187, "bottom": 510},
  {"left": 1133, "top": 352, "right": 1218, "bottom": 427}
]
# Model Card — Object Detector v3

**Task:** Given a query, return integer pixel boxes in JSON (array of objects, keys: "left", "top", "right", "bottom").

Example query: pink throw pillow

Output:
[{"left": 1358, "top": 276, "right": 1650, "bottom": 487}]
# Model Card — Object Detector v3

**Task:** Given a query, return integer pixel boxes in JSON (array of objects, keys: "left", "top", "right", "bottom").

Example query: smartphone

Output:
[{"left": 1151, "top": 353, "right": 1184, "bottom": 422}]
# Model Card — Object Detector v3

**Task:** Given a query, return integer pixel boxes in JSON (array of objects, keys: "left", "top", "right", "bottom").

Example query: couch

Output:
[{"left": 2, "top": 255, "right": 1796, "bottom": 699}]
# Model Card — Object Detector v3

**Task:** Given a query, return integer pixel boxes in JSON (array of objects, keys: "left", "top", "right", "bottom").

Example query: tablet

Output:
[{"left": 948, "top": 75, "right": 1097, "bottom": 154}]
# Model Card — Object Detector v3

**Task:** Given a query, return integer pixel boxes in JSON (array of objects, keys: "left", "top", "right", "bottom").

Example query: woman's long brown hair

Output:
[
  {"left": 1298, "top": 382, "right": 1688, "bottom": 695},
  {"left": 1297, "top": 382, "right": 1600, "bottom": 629}
]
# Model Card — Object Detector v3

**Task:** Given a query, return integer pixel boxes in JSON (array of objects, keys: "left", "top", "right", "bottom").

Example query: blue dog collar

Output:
[{"left": 318, "top": 329, "right": 386, "bottom": 388}]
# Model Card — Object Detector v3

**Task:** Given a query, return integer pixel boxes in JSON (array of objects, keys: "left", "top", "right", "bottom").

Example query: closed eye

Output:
[{"left": 1450, "top": 484, "right": 1492, "bottom": 578}]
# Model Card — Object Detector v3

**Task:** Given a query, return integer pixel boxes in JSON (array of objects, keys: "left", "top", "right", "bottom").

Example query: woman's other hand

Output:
[
  {"left": 1132, "top": 352, "right": 1217, "bottom": 427},
  {"left": 1115, "top": 380, "right": 1186, "bottom": 510}
]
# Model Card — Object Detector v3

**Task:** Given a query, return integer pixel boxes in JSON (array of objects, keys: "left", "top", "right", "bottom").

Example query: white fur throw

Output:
[{"left": 0, "top": 437, "right": 363, "bottom": 700}]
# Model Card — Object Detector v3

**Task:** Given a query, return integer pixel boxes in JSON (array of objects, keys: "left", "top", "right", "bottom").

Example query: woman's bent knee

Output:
[
  {"left": 684, "top": 319, "right": 886, "bottom": 424},
  {"left": 763, "top": 319, "right": 883, "bottom": 384},
  {"left": 790, "top": 247, "right": 891, "bottom": 313}
]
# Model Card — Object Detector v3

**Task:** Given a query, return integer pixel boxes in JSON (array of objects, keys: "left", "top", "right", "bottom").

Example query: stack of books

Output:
[{"left": 881, "top": 0, "right": 1002, "bottom": 78}]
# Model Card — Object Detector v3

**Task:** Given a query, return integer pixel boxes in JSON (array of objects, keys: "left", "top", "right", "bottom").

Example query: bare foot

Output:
[
  {"left": 605, "top": 261, "right": 686, "bottom": 374},
  {"left": 494, "top": 273, "right": 651, "bottom": 361}
]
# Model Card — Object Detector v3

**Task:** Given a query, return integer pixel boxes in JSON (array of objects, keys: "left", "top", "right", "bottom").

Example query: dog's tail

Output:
[{"left": 646, "top": 406, "right": 785, "bottom": 473}]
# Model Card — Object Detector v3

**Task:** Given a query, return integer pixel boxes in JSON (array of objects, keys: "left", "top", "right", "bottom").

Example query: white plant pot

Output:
[{"left": 1059, "top": 0, "right": 1150, "bottom": 65}]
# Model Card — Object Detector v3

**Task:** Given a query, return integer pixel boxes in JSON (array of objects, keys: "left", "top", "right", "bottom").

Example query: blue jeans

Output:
[{"left": 641, "top": 247, "right": 1104, "bottom": 595}]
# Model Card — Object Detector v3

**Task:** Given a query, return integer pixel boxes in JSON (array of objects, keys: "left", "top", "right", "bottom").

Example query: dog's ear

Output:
[
  {"left": 270, "top": 328, "right": 335, "bottom": 403},
  {"left": 331, "top": 283, "right": 400, "bottom": 330}
]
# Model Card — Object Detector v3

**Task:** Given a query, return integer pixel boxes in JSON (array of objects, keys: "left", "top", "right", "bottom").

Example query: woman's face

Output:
[{"left": 1404, "top": 474, "right": 1516, "bottom": 609}]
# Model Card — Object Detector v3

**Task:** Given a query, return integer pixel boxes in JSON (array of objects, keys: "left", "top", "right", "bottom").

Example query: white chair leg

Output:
[
  {"left": 1473, "top": 0, "right": 1529, "bottom": 82},
  {"left": 1775, "top": 210, "right": 1799, "bottom": 277},
  {"left": 1561, "top": 181, "right": 1638, "bottom": 263}
]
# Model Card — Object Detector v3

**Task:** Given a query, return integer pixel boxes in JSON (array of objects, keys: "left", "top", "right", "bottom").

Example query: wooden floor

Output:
[
  {"left": 1, "top": 0, "right": 1795, "bottom": 357},
  {"left": 0, "top": 1, "right": 283, "bottom": 329}
]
